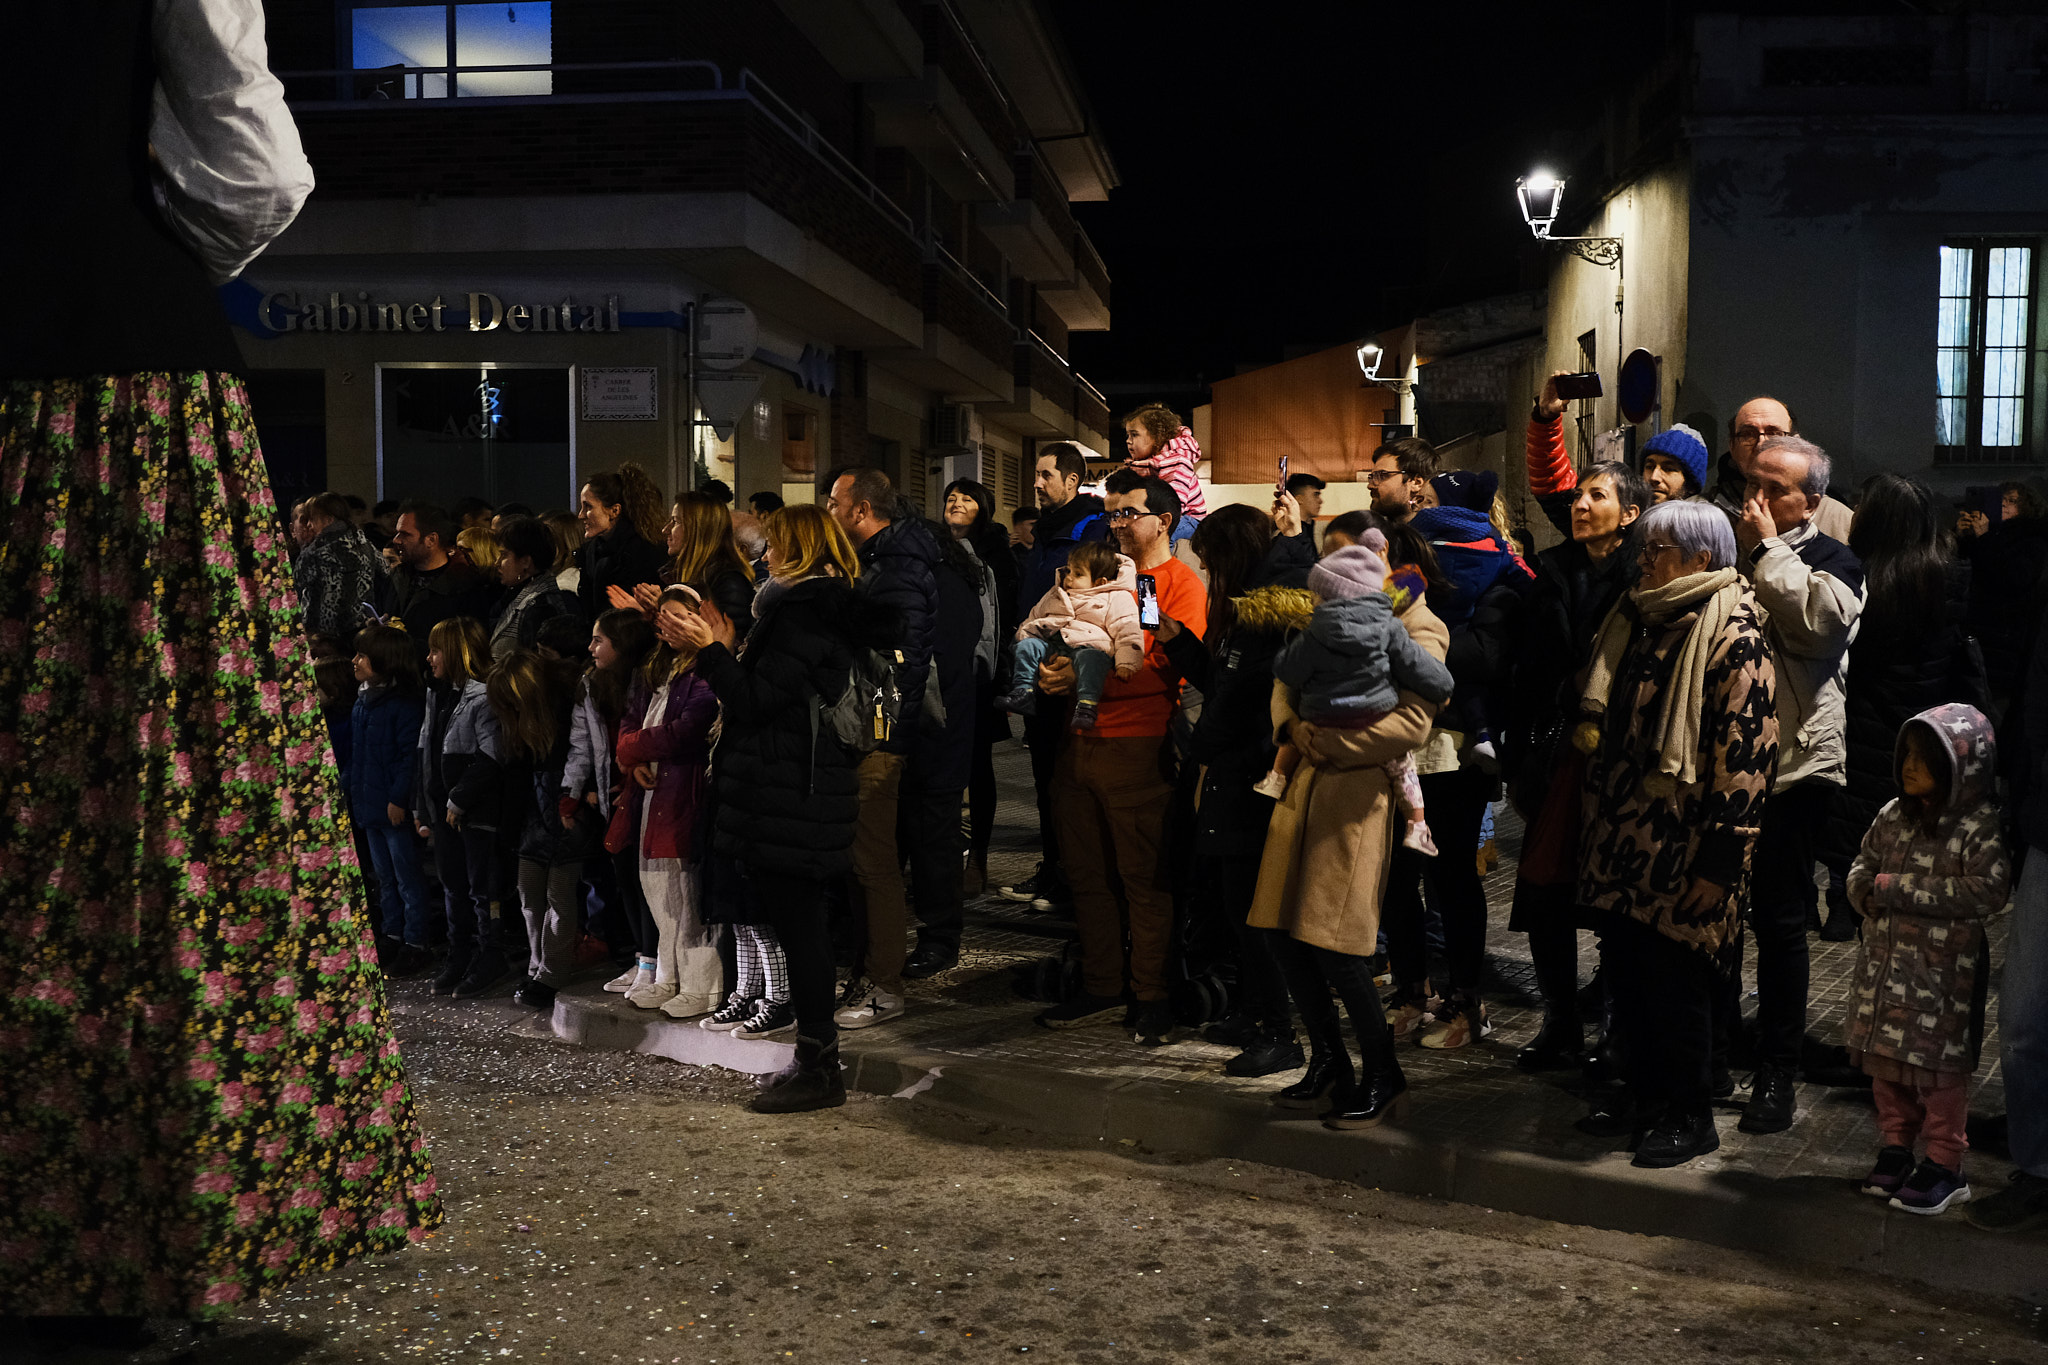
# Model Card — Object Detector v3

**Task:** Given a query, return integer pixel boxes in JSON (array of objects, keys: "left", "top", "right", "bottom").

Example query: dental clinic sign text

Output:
[{"left": 260, "top": 291, "right": 621, "bottom": 334}]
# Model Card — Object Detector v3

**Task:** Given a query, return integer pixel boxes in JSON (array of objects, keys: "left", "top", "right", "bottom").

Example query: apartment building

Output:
[{"left": 241, "top": 0, "right": 1116, "bottom": 517}]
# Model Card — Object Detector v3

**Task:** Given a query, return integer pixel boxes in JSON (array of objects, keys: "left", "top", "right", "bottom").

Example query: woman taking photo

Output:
[
  {"left": 671, "top": 504, "right": 894, "bottom": 1113},
  {"left": 941, "top": 477, "right": 1019, "bottom": 896},
  {"left": 1504, "top": 461, "right": 1646, "bottom": 1070},
  {"left": 1574, "top": 500, "right": 1776, "bottom": 1168}
]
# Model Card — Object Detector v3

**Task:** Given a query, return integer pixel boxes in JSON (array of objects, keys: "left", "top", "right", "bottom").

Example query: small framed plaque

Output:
[{"left": 581, "top": 367, "right": 657, "bottom": 420}]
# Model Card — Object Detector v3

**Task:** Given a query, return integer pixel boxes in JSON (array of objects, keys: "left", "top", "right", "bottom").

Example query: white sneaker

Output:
[
  {"left": 625, "top": 980, "right": 678, "bottom": 1011},
  {"left": 603, "top": 959, "right": 652, "bottom": 994},
  {"left": 833, "top": 983, "right": 906, "bottom": 1030},
  {"left": 1402, "top": 820, "right": 1440, "bottom": 858},
  {"left": 1252, "top": 770, "right": 1289, "bottom": 799}
]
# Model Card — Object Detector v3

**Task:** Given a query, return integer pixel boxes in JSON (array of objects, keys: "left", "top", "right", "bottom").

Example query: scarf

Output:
[{"left": 1577, "top": 567, "right": 1741, "bottom": 794}]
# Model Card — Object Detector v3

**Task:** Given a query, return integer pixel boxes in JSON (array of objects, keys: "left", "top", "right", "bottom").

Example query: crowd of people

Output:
[{"left": 289, "top": 383, "right": 2044, "bottom": 1232}]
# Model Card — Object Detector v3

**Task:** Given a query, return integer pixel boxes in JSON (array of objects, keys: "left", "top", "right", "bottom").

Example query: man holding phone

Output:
[{"left": 1034, "top": 472, "right": 1208, "bottom": 1046}]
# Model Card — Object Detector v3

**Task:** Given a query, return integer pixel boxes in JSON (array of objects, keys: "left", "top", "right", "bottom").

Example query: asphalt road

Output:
[{"left": 35, "top": 996, "right": 2046, "bottom": 1365}]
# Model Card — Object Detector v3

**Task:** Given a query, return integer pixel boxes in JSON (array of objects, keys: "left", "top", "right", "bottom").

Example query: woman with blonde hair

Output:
[
  {"left": 455, "top": 524, "right": 501, "bottom": 578},
  {"left": 608, "top": 489, "right": 754, "bottom": 615},
  {"left": 543, "top": 510, "right": 584, "bottom": 594},
  {"left": 671, "top": 501, "right": 892, "bottom": 1111},
  {"left": 415, "top": 614, "right": 513, "bottom": 999},
  {"left": 614, "top": 585, "right": 725, "bottom": 1016}
]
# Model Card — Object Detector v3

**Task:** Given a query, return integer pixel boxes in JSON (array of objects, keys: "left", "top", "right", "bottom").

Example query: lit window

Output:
[
  {"left": 348, "top": 3, "right": 551, "bottom": 98},
  {"left": 1938, "top": 239, "right": 2037, "bottom": 463}
]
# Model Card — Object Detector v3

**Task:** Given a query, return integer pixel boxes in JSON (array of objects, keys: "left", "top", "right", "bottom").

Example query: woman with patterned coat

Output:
[
  {"left": 1844, "top": 703, "right": 2009, "bottom": 1215},
  {"left": 1575, "top": 501, "right": 1778, "bottom": 1169}
]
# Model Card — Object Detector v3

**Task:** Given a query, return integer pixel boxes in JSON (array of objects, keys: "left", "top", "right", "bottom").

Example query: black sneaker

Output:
[
  {"left": 735, "top": 999, "right": 797, "bottom": 1040},
  {"left": 1225, "top": 1037, "right": 1304, "bottom": 1078},
  {"left": 1859, "top": 1144, "right": 1916, "bottom": 1198},
  {"left": 995, "top": 690, "right": 1037, "bottom": 717},
  {"left": 1073, "top": 700, "right": 1099, "bottom": 729},
  {"left": 1965, "top": 1170, "right": 2048, "bottom": 1233},
  {"left": 1202, "top": 1012, "right": 1260, "bottom": 1049},
  {"left": 430, "top": 954, "right": 471, "bottom": 996},
  {"left": 700, "top": 994, "right": 758, "bottom": 1032},
  {"left": 999, "top": 866, "right": 1055, "bottom": 910},
  {"left": 1035, "top": 993, "right": 1124, "bottom": 1029},
  {"left": 1737, "top": 1066, "right": 1797, "bottom": 1134},
  {"left": 1131, "top": 1000, "right": 1173, "bottom": 1047},
  {"left": 902, "top": 942, "right": 959, "bottom": 980},
  {"left": 452, "top": 956, "right": 509, "bottom": 999},
  {"left": 1514, "top": 1019, "right": 1585, "bottom": 1073},
  {"left": 1632, "top": 1108, "right": 1721, "bottom": 1168},
  {"left": 511, "top": 980, "right": 556, "bottom": 1011}
]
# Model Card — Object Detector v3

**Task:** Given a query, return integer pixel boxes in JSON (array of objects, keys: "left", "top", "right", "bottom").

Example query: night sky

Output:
[{"left": 1044, "top": 1, "right": 1854, "bottom": 390}]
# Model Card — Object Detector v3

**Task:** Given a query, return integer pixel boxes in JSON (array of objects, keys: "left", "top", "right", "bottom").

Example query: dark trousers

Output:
[
  {"left": 1527, "top": 917, "right": 1583, "bottom": 1030},
  {"left": 1266, "top": 930, "right": 1398, "bottom": 1098},
  {"left": 966, "top": 735, "right": 999, "bottom": 862},
  {"left": 1054, "top": 733, "right": 1175, "bottom": 1001},
  {"left": 431, "top": 819, "right": 504, "bottom": 966},
  {"left": 1190, "top": 854, "right": 1290, "bottom": 1032},
  {"left": 611, "top": 845, "right": 656, "bottom": 957},
  {"left": 1606, "top": 914, "right": 1717, "bottom": 1115},
  {"left": 1382, "top": 767, "right": 1493, "bottom": 998},
  {"left": 1022, "top": 707, "right": 1067, "bottom": 884},
  {"left": 1748, "top": 778, "right": 1830, "bottom": 1070},
  {"left": 900, "top": 779, "right": 964, "bottom": 952},
  {"left": 754, "top": 871, "right": 835, "bottom": 1046}
]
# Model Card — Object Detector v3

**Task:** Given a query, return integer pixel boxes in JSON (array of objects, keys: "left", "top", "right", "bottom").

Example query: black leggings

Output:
[
  {"left": 1265, "top": 929, "right": 1397, "bottom": 1095},
  {"left": 753, "top": 871, "right": 835, "bottom": 1046},
  {"left": 1190, "top": 854, "right": 1291, "bottom": 1033},
  {"left": 612, "top": 845, "right": 657, "bottom": 958},
  {"left": 1382, "top": 767, "right": 1492, "bottom": 999}
]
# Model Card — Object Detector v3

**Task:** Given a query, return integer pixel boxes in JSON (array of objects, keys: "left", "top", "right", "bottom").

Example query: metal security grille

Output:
[{"left": 1938, "top": 239, "right": 2038, "bottom": 464}]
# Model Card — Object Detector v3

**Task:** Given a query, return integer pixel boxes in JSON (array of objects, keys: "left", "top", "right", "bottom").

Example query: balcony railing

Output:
[
  {"left": 921, "top": 0, "right": 1023, "bottom": 149},
  {"left": 923, "top": 238, "right": 1014, "bottom": 369},
  {"left": 276, "top": 61, "right": 915, "bottom": 238}
]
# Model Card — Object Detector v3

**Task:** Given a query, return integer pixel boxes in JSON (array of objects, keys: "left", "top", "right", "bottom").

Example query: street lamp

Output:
[
  {"left": 1516, "top": 171, "right": 1622, "bottom": 270},
  {"left": 1356, "top": 341, "right": 1386, "bottom": 380}
]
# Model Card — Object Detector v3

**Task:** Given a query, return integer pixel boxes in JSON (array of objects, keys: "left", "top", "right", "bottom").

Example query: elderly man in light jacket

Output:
[{"left": 1729, "top": 433, "right": 1865, "bottom": 1136}]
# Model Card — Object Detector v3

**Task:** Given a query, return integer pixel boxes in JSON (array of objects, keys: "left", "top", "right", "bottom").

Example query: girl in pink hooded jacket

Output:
[{"left": 996, "top": 541, "right": 1144, "bottom": 729}]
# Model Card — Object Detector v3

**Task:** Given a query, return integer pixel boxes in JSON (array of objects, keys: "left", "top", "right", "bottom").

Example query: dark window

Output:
[
  {"left": 1937, "top": 240, "right": 2038, "bottom": 464},
  {"left": 1760, "top": 46, "right": 1933, "bottom": 88}
]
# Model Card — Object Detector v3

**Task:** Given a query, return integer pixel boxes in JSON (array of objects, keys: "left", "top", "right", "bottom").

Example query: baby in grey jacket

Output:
[{"left": 1265, "top": 536, "right": 1456, "bottom": 855}]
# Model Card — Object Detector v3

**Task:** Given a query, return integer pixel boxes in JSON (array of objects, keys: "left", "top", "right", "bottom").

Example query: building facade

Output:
[
  {"left": 245, "top": 0, "right": 1116, "bottom": 518},
  {"left": 1525, "top": 12, "right": 2048, "bottom": 510}
]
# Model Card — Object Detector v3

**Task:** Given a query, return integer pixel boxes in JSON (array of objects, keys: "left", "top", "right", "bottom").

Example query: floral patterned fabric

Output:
[{"left": 0, "top": 373, "right": 440, "bottom": 1317}]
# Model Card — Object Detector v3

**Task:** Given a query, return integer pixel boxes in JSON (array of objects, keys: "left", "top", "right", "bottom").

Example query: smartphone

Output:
[
  {"left": 1276, "top": 454, "right": 1289, "bottom": 493},
  {"left": 1136, "top": 573, "right": 1160, "bottom": 629},
  {"left": 1553, "top": 371, "right": 1603, "bottom": 401}
]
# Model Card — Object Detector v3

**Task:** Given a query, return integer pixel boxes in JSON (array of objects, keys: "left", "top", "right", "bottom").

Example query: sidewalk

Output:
[{"left": 422, "top": 743, "right": 2045, "bottom": 1304}]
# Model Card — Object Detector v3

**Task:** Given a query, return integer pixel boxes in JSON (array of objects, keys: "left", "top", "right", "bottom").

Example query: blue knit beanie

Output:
[
  {"left": 1430, "top": 468, "right": 1498, "bottom": 513},
  {"left": 1642, "top": 423, "right": 1709, "bottom": 492}
]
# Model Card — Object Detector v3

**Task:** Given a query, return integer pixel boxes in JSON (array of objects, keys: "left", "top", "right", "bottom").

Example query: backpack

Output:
[{"left": 806, "top": 645, "right": 908, "bottom": 789}]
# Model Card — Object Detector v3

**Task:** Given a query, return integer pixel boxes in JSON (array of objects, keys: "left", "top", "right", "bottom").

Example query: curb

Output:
[{"left": 546, "top": 989, "right": 2047, "bottom": 1306}]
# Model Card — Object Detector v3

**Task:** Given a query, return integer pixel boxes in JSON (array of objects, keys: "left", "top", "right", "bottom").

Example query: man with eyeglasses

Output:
[
  {"left": 1728, "top": 432, "right": 1864, "bottom": 1137},
  {"left": 1365, "top": 437, "right": 1437, "bottom": 525},
  {"left": 1031, "top": 473, "right": 1208, "bottom": 1047},
  {"left": 1709, "top": 397, "right": 1852, "bottom": 543}
]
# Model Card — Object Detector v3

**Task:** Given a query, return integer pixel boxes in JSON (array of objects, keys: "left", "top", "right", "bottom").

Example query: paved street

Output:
[{"left": 35, "top": 989, "right": 2045, "bottom": 1365}]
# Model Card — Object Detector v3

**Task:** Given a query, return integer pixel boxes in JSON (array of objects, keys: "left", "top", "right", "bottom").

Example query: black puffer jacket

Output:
[
  {"left": 1959, "top": 516, "right": 2048, "bottom": 699},
  {"left": 576, "top": 521, "right": 668, "bottom": 620},
  {"left": 1503, "top": 539, "right": 1635, "bottom": 817},
  {"left": 698, "top": 576, "right": 891, "bottom": 881},
  {"left": 903, "top": 538, "right": 984, "bottom": 795},
  {"left": 856, "top": 513, "right": 941, "bottom": 756},
  {"left": 1161, "top": 533, "right": 1316, "bottom": 860},
  {"left": 1818, "top": 560, "right": 1985, "bottom": 865},
  {"left": 1434, "top": 576, "right": 1526, "bottom": 745}
]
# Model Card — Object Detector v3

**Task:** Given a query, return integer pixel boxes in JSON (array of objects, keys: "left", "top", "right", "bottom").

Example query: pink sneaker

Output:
[{"left": 1402, "top": 819, "right": 1439, "bottom": 857}]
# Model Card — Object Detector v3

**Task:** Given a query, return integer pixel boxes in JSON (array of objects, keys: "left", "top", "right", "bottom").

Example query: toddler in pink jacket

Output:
[{"left": 997, "top": 541, "right": 1144, "bottom": 729}]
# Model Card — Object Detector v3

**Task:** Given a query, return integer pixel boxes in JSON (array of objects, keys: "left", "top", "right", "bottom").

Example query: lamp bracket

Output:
[{"left": 1532, "top": 225, "right": 1622, "bottom": 270}]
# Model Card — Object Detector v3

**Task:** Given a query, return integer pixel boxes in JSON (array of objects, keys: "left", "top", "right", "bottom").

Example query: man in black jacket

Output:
[
  {"left": 1000, "top": 442, "right": 1110, "bottom": 910},
  {"left": 827, "top": 467, "right": 939, "bottom": 1029},
  {"left": 389, "top": 500, "right": 494, "bottom": 670}
]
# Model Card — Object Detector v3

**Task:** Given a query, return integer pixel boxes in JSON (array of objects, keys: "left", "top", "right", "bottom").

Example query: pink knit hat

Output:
[{"left": 1308, "top": 536, "right": 1388, "bottom": 602}]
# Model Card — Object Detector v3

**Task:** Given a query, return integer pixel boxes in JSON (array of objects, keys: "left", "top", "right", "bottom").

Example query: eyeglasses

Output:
[
  {"left": 1365, "top": 469, "right": 1401, "bottom": 485},
  {"left": 1106, "top": 509, "right": 1165, "bottom": 525},
  {"left": 1636, "top": 540, "right": 1684, "bottom": 564},
  {"left": 1731, "top": 426, "right": 1789, "bottom": 444}
]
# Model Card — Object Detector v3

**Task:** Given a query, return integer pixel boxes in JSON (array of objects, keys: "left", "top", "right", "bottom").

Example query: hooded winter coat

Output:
[
  {"left": 1410, "top": 504, "right": 1531, "bottom": 628},
  {"left": 1017, "top": 551, "right": 1145, "bottom": 671},
  {"left": 1577, "top": 587, "right": 1777, "bottom": 972},
  {"left": 615, "top": 667, "right": 719, "bottom": 861},
  {"left": 1845, "top": 703, "right": 2010, "bottom": 1082},
  {"left": 696, "top": 575, "right": 894, "bottom": 880},
  {"left": 1272, "top": 592, "right": 1454, "bottom": 722}
]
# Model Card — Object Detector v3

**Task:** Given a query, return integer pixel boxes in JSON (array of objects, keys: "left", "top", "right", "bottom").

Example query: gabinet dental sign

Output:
[{"left": 258, "top": 290, "right": 621, "bottom": 333}]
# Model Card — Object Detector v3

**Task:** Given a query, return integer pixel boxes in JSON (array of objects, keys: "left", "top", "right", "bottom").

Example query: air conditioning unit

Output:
[{"left": 931, "top": 402, "right": 980, "bottom": 455}]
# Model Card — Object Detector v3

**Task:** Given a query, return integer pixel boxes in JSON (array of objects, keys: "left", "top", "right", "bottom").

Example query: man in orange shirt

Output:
[{"left": 1034, "top": 472, "right": 1208, "bottom": 1045}]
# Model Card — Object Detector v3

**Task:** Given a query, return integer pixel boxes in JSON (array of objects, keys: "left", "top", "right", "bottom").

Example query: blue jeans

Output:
[
  {"left": 360, "top": 815, "right": 433, "bottom": 947},
  {"left": 1010, "top": 636, "right": 1113, "bottom": 706},
  {"left": 2007, "top": 850, "right": 2048, "bottom": 1176},
  {"left": 1172, "top": 513, "right": 1201, "bottom": 543}
]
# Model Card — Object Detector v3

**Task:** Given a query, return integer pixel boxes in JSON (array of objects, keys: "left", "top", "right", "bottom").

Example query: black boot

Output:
[
  {"left": 752, "top": 1034, "right": 847, "bottom": 1114},
  {"left": 1818, "top": 880, "right": 1858, "bottom": 942},
  {"left": 1273, "top": 1048, "right": 1346, "bottom": 1110},
  {"left": 1322, "top": 1062, "right": 1409, "bottom": 1130},
  {"left": 1226, "top": 1023, "right": 1305, "bottom": 1078},
  {"left": 1516, "top": 1016, "right": 1586, "bottom": 1072},
  {"left": 1633, "top": 1105, "right": 1721, "bottom": 1168},
  {"left": 1738, "top": 1065, "right": 1797, "bottom": 1134}
]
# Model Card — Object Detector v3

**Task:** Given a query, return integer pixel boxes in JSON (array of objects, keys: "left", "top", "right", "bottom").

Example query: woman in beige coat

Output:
[{"left": 1249, "top": 526, "right": 1449, "bottom": 1130}]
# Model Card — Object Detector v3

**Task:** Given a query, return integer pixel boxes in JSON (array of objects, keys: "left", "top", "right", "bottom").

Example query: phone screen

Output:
[
  {"left": 1136, "top": 573, "right": 1160, "bottom": 629},
  {"left": 1277, "top": 455, "right": 1289, "bottom": 493}
]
